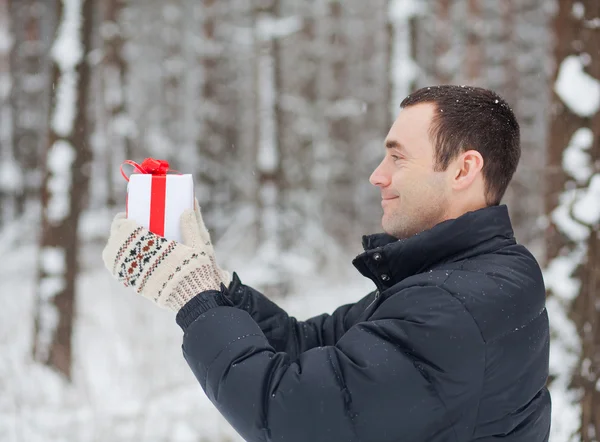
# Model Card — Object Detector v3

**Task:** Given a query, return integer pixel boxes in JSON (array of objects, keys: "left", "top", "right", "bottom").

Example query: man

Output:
[{"left": 103, "top": 85, "right": 551, "bottom": 441}]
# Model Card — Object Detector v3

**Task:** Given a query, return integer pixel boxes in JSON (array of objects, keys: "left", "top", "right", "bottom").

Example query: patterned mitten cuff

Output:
[{"left": 102, "top": 214, "right": 226, "bottom": 312}]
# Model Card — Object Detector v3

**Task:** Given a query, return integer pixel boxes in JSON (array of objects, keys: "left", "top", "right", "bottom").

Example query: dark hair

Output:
[{"left": 400, "top": 85, "right": 520, "bottom": 206}]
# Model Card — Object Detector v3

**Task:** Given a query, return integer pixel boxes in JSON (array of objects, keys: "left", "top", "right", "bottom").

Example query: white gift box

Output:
[{"left": 126, "top": 173, "right": 194, "bottom": 243}]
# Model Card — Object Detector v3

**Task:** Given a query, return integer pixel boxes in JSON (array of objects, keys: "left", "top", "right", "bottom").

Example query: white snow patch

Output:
[
  {"left": 546, "top": 242, "right": 585, "bottom": 442},
  {"left": 547, "top": 310, "right": 583, "bottom": 442},
  {"left": 78, "top": 208, "right": 116, "bottom": 242},
  {"left": 39, "top": 275, "right": 66, "bottom": 301},
  {"left": 573, "top": 174, "right": 600, "bottom": 225},
  {"left": 112, "top": 114, "right": 137, "bottom": 138},
  {"left": 146, "top": 127, "right": 172, "bottom": 157},
  {"left": 257, "top": 136, "right": 278, "bottom": 173},
  {"left": 325, "top": 98, "right": 366, "bottom": 119},
  {"left": 41, "top": 247, "right": 66, "bottom": 275},
  {"left": 545, "top": 159, "right": 593, "bottom": 442},
  {"left": 543, "top": 246, "right": 585, "bottom": 302},
  {"left": 103, "top": 66, "right": 124, "bottom": 108},
  {"left": 552, "top": 189, "right": 589, "bottom": 242},
  {"left": 388, "top": 0, "right": 422, "bottom": 113},
  {"left": 255, "top": 15, "right": 302, "bottom": 41},
  {"left": 579, "top": 52, "right": 592, "bottom": 67},
  {"left": 46, "top": 140, "right": 76, "bottom": 223},
  {"left": 571, "top": 2, "right": 585, "bottom": 20},
  {"left": 50, "top": 0, "right": 84, "bottom": 137},
  {"left": 545, "top": 145, "right": 597, "bottom": 440},
  {"left": 388, "top": 0, "right": 426, "bottom": 21},
  {"left": 35, "top": 249, "right": 68, "bottom": 362},
  {"left": 0, "top": 158, "right": 23, "bottom": 192},
  {"left": 563, "top": 127, "right": 594, "bottom": 183},
  {"left": 33, "top": 294, "right": 61, "bottom": 363},
  {"left": 255, "top": 36, "right": 276, "bottom": 175},
  {"left": 162, "top": 3, "right": 181, "bottom": 22},
  {"left": 0, "top": 18, "right": 12, "bottom": 53},
  {"left": 555, "top": 55, "right": 600, "bottom": 117},
  {"left": 584, "top": 18, "right": 600, "bottom": 29},
  {"left": 99, "top": 20, "right": 120, "bottom": 40}
]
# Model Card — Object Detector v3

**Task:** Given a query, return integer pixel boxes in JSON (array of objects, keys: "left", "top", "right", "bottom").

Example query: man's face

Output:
[{"left": 370, "top": 103, "right": 452, "bottom": 239}]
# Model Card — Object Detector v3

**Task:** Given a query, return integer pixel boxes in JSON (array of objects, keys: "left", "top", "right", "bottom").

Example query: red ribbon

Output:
[
  {"left": 120, "top": 158, "right": 175, "bottom": 182},
  {"left": 121, "top": 158, "right": 179, "bottom": 238}
]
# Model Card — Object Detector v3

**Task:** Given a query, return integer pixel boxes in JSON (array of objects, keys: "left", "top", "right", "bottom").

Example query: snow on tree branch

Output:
[
  {"left": 555, "top": 55, "right": 600, "bottom": 117},
  {"left": 34, "top": 247, "right": 67, "bottom": 362},
  {"left": 50, "top": 0, "right": 84, "bottom": 137},
  {"left": 46, "top": 140, "right": 76, "bottom": 223}
]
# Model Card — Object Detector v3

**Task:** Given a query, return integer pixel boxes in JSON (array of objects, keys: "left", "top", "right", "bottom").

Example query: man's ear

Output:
[{"left": 452, "top": 150, "right": 484, "bottom": 190}]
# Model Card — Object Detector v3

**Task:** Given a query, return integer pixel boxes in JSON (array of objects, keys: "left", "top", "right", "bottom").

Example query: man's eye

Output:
[{"left": 391, "top": 155, "right": 401, "bottom": 161}]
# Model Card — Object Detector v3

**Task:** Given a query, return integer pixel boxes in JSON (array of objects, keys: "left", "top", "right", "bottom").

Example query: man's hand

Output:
[
  {"left": 181, "top": 199, "right": 231, "bottom": 285},
  {"left": 102, "top": 200, "right": 230, "bottom": 312}
]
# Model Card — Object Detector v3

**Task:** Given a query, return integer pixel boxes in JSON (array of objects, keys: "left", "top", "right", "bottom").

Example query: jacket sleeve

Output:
[
  {"left": 177, "top": 285, "right": 485, "bottom": 442},
  {"left": 227, "top": 272, "right": 378, "bottom": 359}
]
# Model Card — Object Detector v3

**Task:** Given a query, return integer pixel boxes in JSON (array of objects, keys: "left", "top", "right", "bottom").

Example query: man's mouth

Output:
[{"left": 382, "top": 196, "right": 398, "bottom": 207}]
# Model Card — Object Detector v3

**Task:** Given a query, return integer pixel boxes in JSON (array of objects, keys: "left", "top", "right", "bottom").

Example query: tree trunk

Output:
[
  {"left": 102, "top": 0, "right": 131, "bottom": 207},
  {"left": 545, "top": 1, "right": 600, "bottom": 440},
  {"left": 8, "top": 0, "right": 54, "bottom": 216},
  {"left": 501, "top": 0, "right": 552, "bottom": 257},
  {"left": 197, "top": 0, "right": 238, "bottom": 239},
  {"left": 32, "top": 0, "right": 94, "bottom": 380},
  {"left": 0, "top": 0, "right": 15, "bottom": 226},
  {"left": 162, "top": 0, "right": 184, "bottom": 166},
  {"left": 250, "top": 0, "right": 291, "bottom": 295},
  {"left": 320, "top": 1, "right": 356, "bottom": 247},
  {"left": 352, "top": 0, "right": 392, "bottom": 239}
]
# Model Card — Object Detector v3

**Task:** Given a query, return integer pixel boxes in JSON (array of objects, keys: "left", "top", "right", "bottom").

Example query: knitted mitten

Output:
[
  {"left": 102, "top": 203, "right": 229, "bottom": 312},
  {"left": 181, "top": 200, "right": 231, "bottom": 285}
]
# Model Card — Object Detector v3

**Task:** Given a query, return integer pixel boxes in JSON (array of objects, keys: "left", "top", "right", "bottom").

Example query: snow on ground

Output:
[{"left": 0, "top": 235, "right": 372, "bottom": 442}]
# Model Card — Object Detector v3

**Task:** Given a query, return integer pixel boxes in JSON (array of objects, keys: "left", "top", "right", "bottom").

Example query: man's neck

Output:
[{"left": 443, "top": 198, "right": 488, "bottom": 222}]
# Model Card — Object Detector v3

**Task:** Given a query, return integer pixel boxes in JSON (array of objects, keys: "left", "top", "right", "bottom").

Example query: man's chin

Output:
[
  {"left": 382, "top": 218, "right": 404, "bottom": 239},
  {"left": 382, "top": 216, "right": 420, "bottom": 240}
]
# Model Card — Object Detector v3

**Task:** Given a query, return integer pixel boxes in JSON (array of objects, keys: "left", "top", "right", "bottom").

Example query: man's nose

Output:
[{"left": 369, "top": 161, "right": 391, "bottom": 188}]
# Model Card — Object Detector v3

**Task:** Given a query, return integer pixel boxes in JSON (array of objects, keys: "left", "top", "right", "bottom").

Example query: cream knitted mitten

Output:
[{"left": 102, "top": 202, "right": 229, "bottom": 312}]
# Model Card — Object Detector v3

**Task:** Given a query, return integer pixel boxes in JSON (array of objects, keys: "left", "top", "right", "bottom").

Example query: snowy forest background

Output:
[{"left": 0, "top": 0, "right": 599, "bottom": 441}]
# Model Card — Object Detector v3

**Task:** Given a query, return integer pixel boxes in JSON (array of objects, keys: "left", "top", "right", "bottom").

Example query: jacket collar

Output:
[{"left": 352, "top": 205, "right": 516, "bottom": 290}]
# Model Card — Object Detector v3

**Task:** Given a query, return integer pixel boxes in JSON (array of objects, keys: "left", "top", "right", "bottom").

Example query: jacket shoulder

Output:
[
  {"left": 383, "top": 243, "right": 546, "bottom": 343},
  {"left": 441, "top": 244, "right": 546, "bottom": 343}
]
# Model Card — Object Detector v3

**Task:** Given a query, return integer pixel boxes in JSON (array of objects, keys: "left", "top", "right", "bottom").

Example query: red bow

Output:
[{"left": 120, "top": 158, "right": 178, "bottom": 182}]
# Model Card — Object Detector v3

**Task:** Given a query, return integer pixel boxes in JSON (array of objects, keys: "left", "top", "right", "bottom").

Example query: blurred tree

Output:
[
  {"left": 318, "top": 0, "right": 392, "bottom": 248},
  {"left": 194, "top": 0, "right": 239, "bottom": 238},
  {"left": 320, "top": 1, "right": 360, "bottom": 247},
  {"left": 241, "top": 0, "right": 332, "bottom": 292},
  {"left": 7, "top": 0, "right": 55, "bottom": 217},
  {"left": 412, "top": 0, "right": 467, "bottom": 85},
  {"left": 162, "top": 0, "right": 185, "bottom": 168},
  {"left": 125, "top": 0, "right": 165, "bottom": 168},
  {"left": 101, "top": 0, "right": 132, "bottom": 207},
  {"left": 500, "top": 0, "right": 552, "bottom": 257},
  {"left": 545, "top": 0, "right": 600, "bottom": 440},
  {"left": 252, "top": 0, "right": 288, "bottom": 292},
  {"left": 347, "top": 0, "right": 392, "bottom": 241},
  {"left": 0, "top": 0, "right": 14, "bottom": 226},
  {"left": 32, "top": 0, "right": 94, "bottom": 380},
  {"left": 193, "top": 0, "right": 257, "bottom": 246}
]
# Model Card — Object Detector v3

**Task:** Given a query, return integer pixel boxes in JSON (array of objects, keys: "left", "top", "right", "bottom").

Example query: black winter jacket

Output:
[{"left": 176, "top": 205, "right": 551, "bottom": 442}]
